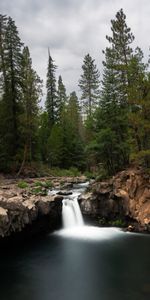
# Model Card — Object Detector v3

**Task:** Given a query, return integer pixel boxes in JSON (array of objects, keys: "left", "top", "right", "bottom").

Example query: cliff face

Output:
[
  {"left": 0, "top": 182, "right": 63, "bottom": 240},
  {"left": 0, "top": 175, "right": 86, "bottom": 241},
  {"left": 80, "top": 168, "right": 150, "bottom": 232}
]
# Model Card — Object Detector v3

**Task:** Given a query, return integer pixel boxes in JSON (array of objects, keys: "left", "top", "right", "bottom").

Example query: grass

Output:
[
  {"left": 48, "top": 167, "right": 81, "bottom": 177},
  {"left": 18, "top": 181, "right": 28, "bottom": 189},
  {"left": 31, "top": 180, "right": 54, "bottom": 195},
  {"left": 31, "top": 187, "right": 48, "bottom": 196},
  {"left": 34, "top": 180, "right": 53, "bottom": 189}
]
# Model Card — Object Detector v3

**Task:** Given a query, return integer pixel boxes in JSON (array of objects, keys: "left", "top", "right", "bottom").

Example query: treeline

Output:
[{"left": 0, "top": 9, "right": 150, "bottom": 176}]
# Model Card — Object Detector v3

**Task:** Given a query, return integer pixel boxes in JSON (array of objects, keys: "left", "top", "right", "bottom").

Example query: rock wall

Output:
[
  {"left": 0, "top": 193, "right": 63, "bottom": 240},
  {"left": 0, "top": 175, "right": 87, "bottom": 241},
  {"left": 80, "top": 168, "right": 150, "bottom": 232}
]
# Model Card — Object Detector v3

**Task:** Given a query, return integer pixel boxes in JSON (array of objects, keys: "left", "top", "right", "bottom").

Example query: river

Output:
[{"left": 0, "top": 183, "right": 150, "bottom": 300}]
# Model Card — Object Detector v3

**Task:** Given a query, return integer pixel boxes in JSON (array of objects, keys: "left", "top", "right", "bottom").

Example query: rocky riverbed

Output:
[
  {"left": 80, "top": 168, "right": 150, "bottom": 233},
  {"left": 0, "top": 175, "right": 86, "bottom": 240},
  {"left": 0, "top": 168, "right": 149, "bottom": 241}
]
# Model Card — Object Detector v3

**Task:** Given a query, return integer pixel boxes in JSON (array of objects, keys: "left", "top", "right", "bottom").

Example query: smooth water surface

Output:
[{"left": 0, "top": 228, "right": 150, "bottom": 300}]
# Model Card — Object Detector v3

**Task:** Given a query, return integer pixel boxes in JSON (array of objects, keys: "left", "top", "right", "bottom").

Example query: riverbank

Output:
[
  {"left": 0, "top": 175, "right": 86, "bottom": 241},
  {"left": 0, "top": 167, "right": 149, "bottom": 243},
  {"left": 80, "top": 168, "right": 150, "bottom": 233}
]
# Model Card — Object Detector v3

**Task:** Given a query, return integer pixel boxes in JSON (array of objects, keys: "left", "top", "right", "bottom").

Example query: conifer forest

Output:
[{"left": 0, "top": 9, "right": 150, "bottom": 177}]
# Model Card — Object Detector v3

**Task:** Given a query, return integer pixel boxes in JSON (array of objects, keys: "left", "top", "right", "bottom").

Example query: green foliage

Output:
[
  {"left": 47, "top": 167, "right": 80, "bottom": 177},
  {"left": 43, "top": 180, "right": 54, "bottom": 189},
  {"left": 17, "top": 181, "right": 28, "bottom": 188},
  {"left": 46, "top": 91, "right": 85, "bottom": 170},
  {"left": 34, "top": 181, "right": 44, "bottom": 187},
  {"left": 34, "top": 180, "right": 53, "bottom": 189},
  {"left": 95, "top": 169, "right": 110, "bottom": 181},
  {"left": 69, "top": 167, "right": 81, "bottom": 177},
  {"left": 45, "top": 51, "right": 57, "bottom": 128},
  {"left": 109, "top": 219, "right": 126, "bottom": 227},
  {"left": 57, "top": 75, "right": 67, "bottom": 122},
  {"left": 84, "top": 171, "right": 95, "bottom": 179},
  {"left": 98, "top": 217, "right": 126, "bottom": 227},
  {"left": 85, "top": 9, "right": 135, "bottom": 175},
  {"left": 31, "top": 187, "right": 47, "bottom": 196},
  {"left": 130, "top": 150, "right": 150, "bottom": 168},
  {"left": 38, "top": 111, "right": 50, "bottom": 162},
  {"left": 0, "top": 15, "right": 23, "bottom": 169},
  {"left": 0, "top": 15, "right": 42, "bottom": 173},
  {"left": 79, "top": 53, "right": 100, "bottom": 116},
  {"left": 0, "top": 11, "right": 149, "bottom": 176}
]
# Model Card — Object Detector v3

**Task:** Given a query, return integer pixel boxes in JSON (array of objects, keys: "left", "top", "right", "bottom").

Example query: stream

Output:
[{"left": 0, "top": 182, "right": 150, "bottom": 300}]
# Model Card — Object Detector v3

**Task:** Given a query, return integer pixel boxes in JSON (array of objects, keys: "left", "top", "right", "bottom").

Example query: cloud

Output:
[{"left": 1, "top": 0, "right": 150, "bottom": 104}]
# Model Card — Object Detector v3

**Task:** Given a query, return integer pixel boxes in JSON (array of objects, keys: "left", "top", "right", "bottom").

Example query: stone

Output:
[
  {"left": 80, "top": 168, "right": 150, "bottom": 232},
  {"left": 127, "top": 225, "right": 134, "bottom": 231},
  {"left": 57, "top": 190, "right": 73, "bottom": 196}
]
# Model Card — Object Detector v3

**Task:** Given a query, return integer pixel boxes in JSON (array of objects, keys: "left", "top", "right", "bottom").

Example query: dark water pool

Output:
[{"left": 0, "top": 228, "right": 150, "bottom": 300}]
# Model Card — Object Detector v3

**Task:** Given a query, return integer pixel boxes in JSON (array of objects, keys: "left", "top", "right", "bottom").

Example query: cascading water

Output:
[
  {"left": 62, "top": 192, "right": 84, "bottom": 228},
  {"left": 55, "top": 181, "right": 123, "bottom": 240}
]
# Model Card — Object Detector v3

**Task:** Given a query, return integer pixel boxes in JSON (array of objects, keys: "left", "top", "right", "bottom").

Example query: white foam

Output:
[{"left": 55, "top": 226, "right": 123, "bottom": 241}]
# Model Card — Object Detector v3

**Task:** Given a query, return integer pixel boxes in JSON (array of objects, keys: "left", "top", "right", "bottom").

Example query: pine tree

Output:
[
  {"left": 45, "top": 50, "right": 57, "bottom": 128},
  {"left": 86, "top": 9, "right": 135, "bottom": 175},
  {"left": 79, "top": 53, "right": 100, "bottom": 116},
  {"left": 17, "top": 46, "right": 42, "bottom": 175},
  {"left": 0, "top": 14, "right": 7, "bottom": 94},
  {"left": 64, "top": 92, "right": 85, "bottom": 169},
  {"left": 105, "top": 8, "right": 134, "bottom": 106},
  {"left": 0, "top": 16, "right": 23, "bottom": 170},
  {"left": 57, "top": 75, "right": 67, "bottom": 122},
  {"left": 127, "top": 48, "right": 150, "bottom": 166},
  {"left": 67, "top": 92, "right": 80, "bottom": 133},
  {"left": 47, "top": 92, "right": 85, "bottom": 169},
  {"left": 38, "top": 111, "right": 50, "bottom": 163},
  {"left": 0, "top": 15, "right": 8, "bottom": 169}
]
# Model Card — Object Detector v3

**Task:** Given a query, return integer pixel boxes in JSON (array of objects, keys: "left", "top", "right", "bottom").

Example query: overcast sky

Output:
[{"left": 1, "top": 0, "right": 150, "bottom": 100}]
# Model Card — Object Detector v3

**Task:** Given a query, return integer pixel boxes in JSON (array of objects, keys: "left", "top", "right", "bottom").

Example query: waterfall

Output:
[
  {"left": 62, "top": 192, "right": 84, "bottom": 228},
  {"left": 56, "top": 183, "right": 123, "bottom": 240}
]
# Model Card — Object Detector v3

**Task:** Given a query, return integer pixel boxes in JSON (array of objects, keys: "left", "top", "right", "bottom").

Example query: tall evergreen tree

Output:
[
  {"left": 127, "top": 48, "right": 150, "bottom": 166},
  {"left": 0, "top": 15, "right": 8, "bottom": 168},
  {"left": 79, "top": 53, "right": 100, "bottom": 116},
  {"left": 47, "top": 91, "right": 85, "bottom": 169},
  {"left": 45, "top": 50, "right": 57, "bottom": 128},
  {"left": 0, "top": 14, "right": 7, "bottom": 94},
  {"left": 86, "top": 9, "right": 135, "bottom": 175},
  {"left": 0, "top": 16, "right": 23, "bottom": 170},
  {"left": 38, "top": 111, "right": 50, "bottom": 163},
  {"left": 57, "top": 75, "right": 67, "bottom": 122},
  {"left": 18, "top": 46, "right": 42, "bottom": 174},
  {"left": 105, "top": 8, "right": 134, "bottom": 106}
]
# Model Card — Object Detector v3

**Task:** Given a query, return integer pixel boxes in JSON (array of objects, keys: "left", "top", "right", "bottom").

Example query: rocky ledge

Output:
[
  {"left": 0, "top": 175, "right": 86, "bottom": 241},
  {"left": 80, "top": 168, "right": 150, "bottom": 232}
]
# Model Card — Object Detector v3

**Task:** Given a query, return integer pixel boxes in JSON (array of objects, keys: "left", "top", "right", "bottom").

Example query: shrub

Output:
[
  {"left": 34, "top": 180, "right": 53, "bottom": 189},
  {"left": 84, "top": 171, "right": 96, "bottom": 179},
  {"left": 109, "top": 219, "right": 126, "bottom": 227},
  {"left": 31, "top": 187, "right": 47, "bottom": 196},
  {"left": 49, "top": 167, "right": 80, "bottom": 177},
  {"left": 43, "top": 180, "right": 53, "bottom": 189},
  {"left": 34, "top": 181, "right": 43, "bottom": 187},
  {"left": 18, "top": 181, "right": 28, "bottom": 189},
  {"left": 130, "top": 150, "right": 150, "bottom": 168}
]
